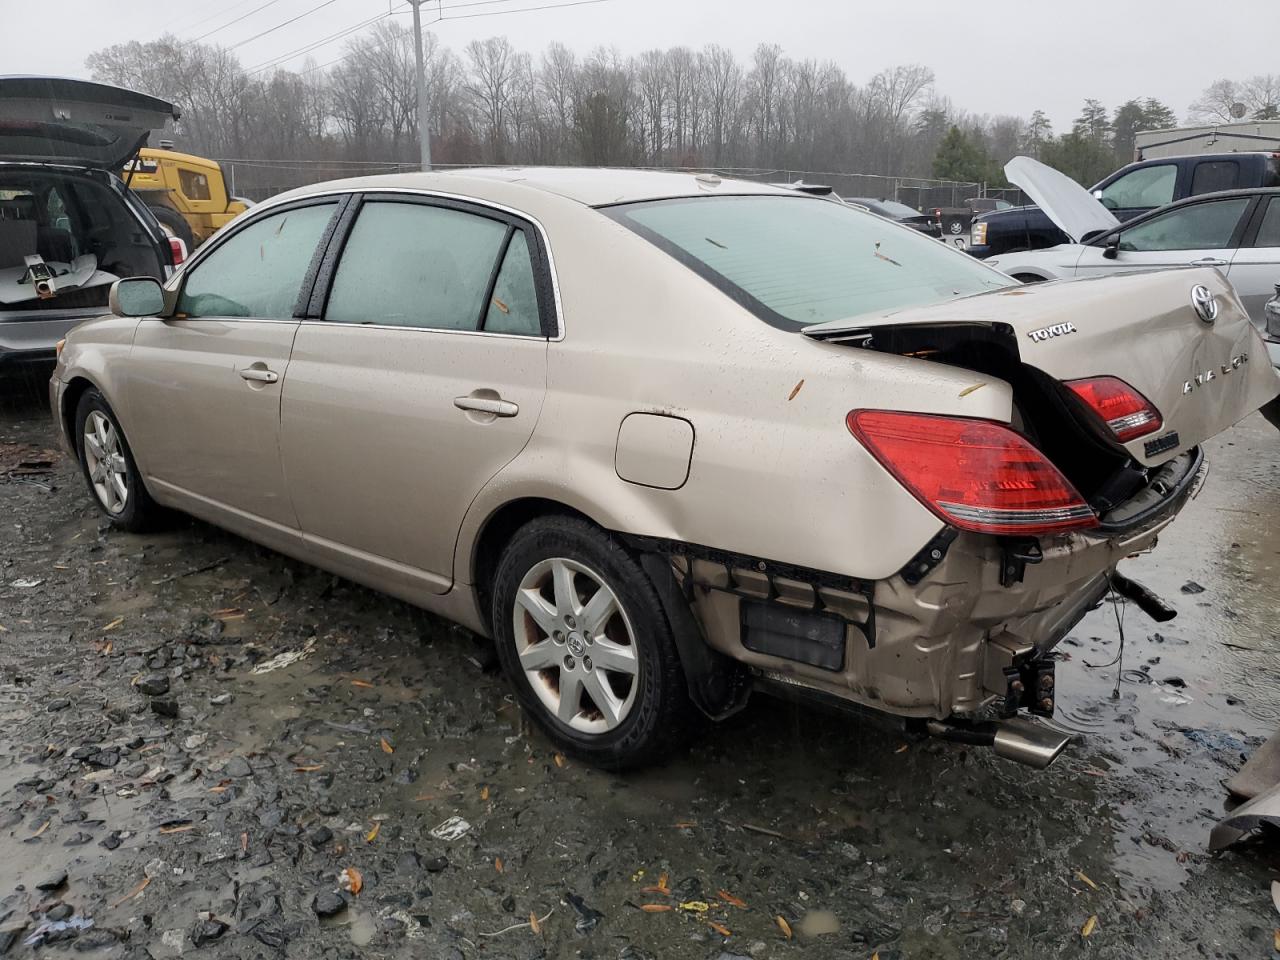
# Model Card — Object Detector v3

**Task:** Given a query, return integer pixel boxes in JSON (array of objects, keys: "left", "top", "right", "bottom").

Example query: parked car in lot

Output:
[
  {"left": 51, "top": 168, "right": 1279, "bottom": 771},
  {"left": 990, "top": 157, "right": 1280, "bottom": 333},
  {"left": 0, "top": 76, "right": 185, "bottom": 373},
  {"left": 970, "top": 152, "right": 1280, "bottom": 258},
  {"left": 845, "top": 197, "right": 943, "bottom": 238}
]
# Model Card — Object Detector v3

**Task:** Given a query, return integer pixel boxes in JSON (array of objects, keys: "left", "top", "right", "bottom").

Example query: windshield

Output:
[{"left": 605, "top": 195, "right": 1011, "bottom": 329}]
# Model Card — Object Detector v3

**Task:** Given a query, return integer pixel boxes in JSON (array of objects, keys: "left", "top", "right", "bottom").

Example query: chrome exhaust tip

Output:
[
  {"left": 992, "top": 716, "right": 1072, "bottom": 769},
  {"left": 925, "top": 716, "right": 1072, "bottom": 769}
]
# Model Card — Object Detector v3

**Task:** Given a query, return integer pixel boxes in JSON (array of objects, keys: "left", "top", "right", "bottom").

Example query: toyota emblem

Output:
[{"left": 1191, "top": 284, "right": 1218, "bottom": 324}]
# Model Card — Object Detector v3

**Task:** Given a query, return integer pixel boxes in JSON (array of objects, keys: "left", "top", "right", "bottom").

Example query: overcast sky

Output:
[{"left": 15, "top": 0, "right": 1275, "bottom": 134}]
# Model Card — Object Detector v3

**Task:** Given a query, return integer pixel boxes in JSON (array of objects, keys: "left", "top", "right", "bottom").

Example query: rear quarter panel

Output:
[{"left": 456, "top": 203, "right": 1016, "bottom": 583}]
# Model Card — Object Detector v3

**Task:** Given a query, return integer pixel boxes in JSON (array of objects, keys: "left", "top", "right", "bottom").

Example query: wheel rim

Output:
[
  {"left": 83, "top": 410, "right": 129, "bottom": 515},
  {"left": 512, "top": 557, "right": 640, "bottom": 734}
]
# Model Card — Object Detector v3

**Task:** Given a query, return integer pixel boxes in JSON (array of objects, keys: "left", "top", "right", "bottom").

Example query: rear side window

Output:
[
  {"left": 325, "top": 201, "right": 508, "bottom": 330},
  {"left": 606, "top": 195, "right": 1010, "bottom": 330},
  {"left": 178, "top": 202, "right": 335, "bottom": 319},
  {"left": 484, "top": 230, "right": 541, "bottom": 335},
  {"left": 1118, "top": 197, "right": 1250, "bottom": 252},
  {"left": 1254, "top": 198, "right": 1280, "bottom": 248},
  {"left": 1190, "top": 160, "right": 1240, "bottom": 195},
  {"left": 1099, "top": 164, "right": 1176, "bottom": 210}
]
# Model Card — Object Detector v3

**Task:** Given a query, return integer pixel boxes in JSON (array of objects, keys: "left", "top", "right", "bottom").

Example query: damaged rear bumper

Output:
[{"left": 649, "top": 448, "right": 1205, "bottom": 729}]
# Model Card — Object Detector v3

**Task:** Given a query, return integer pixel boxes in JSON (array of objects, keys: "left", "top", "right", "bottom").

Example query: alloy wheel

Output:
[
  {"left": 83, "top": 410, "right": 129, "bottom": 515},
  {"left": 512, "top": 557, "right": 640, "bottom": 734}
]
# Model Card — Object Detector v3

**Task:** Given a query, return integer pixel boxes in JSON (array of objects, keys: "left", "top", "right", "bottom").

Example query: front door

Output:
[
  {"left": 126, "top": 199, "right": 341, "bottom": 534},
  {"left": 1070, "top": 195, "right": 1255, "bottom": 280},
  {"left": 280, "top": 195, "right": 552, "bottom": 594}
]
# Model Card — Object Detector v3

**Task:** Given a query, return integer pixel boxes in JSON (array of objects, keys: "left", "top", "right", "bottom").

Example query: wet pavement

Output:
[{"left": 2, "top": 373, "right": 1280, "bottom": 959}]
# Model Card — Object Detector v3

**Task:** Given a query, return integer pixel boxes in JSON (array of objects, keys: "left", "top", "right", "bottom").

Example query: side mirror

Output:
[
  {"left": 1101, "top": 234, "right": 1121, "bottom": 260},
  {"left": 1091, "top": 189, "right": 1104, "bottom": 199},
  {"left": 109, "top": 277, "right": 166, "bottom": 318}
]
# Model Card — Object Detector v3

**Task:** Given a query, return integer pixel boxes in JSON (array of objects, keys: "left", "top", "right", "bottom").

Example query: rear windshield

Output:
[{"left": 604, "top": 195, "right": 1011, "bottom": 330}]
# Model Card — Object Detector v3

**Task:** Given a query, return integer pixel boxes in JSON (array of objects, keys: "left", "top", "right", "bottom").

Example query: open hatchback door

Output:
[
  {"left": 806, "top": 268, "right": 1280, "bottom": 471},
  {"left": 0, "top": 76, "right": 179, "bottom": 170}
]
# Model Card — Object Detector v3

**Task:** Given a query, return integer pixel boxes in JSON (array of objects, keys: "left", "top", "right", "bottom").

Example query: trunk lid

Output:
[
  {"left": 1004, "top": 155, "right": 1119, "bottom": 244},
  {"left": 804, "top": 268, "right": 1280, "bottom": 467},
  {"left": 0, "top": 76, "right": 178, "bottom": 170}
]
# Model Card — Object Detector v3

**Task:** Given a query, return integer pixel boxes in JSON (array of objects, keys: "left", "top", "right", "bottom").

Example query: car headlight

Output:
[{"left": 972, "top": 222, "right": 988, "bottom": 246}]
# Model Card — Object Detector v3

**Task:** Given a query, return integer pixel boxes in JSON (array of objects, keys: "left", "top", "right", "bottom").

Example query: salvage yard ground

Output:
[{"left": 2, "top": 377, "right": 1279, "bottom": 959}]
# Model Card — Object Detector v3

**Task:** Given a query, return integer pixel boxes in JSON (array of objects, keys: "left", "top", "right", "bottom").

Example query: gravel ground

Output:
[{"left": 2, "top": 374, "right": 1280, "bottom": 959}]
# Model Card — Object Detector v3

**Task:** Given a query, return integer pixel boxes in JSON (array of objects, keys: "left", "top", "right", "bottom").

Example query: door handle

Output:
[
  {"left": 239, "top": 366, "right": 279, "bottom": 383},
  {"left": 454, "top": 395, "right": 519, "bottom": 417},
  {"left": 1189, "top": 257, "right": 1228, "bottom": 267}
]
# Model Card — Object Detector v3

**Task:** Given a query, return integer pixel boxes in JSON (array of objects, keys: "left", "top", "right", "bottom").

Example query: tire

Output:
[
  {"left": 74, "top": 389, "right": 163, "bottom": 532},
  {"left": 149, "top": 205, "right": 194, "bottom": 250},
  {"left": 491, "top": 516, "right": 694, "bottom": 770}
]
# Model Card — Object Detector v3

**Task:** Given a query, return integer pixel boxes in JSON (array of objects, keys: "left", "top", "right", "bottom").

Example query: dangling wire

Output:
[{"left": 1083, "top": 573, "right": 1127, "bottom": 699}]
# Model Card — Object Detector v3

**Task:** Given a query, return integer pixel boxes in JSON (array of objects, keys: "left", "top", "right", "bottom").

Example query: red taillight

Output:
[
  {"left": 847, "top": 410, "right": 1097, "bottom": 536},
  {"left": 168, "top": 236, "right": 188, "bottom": 266},
  {"left": 1065, "top": 376, "right": 1162, "bottom": 442}
]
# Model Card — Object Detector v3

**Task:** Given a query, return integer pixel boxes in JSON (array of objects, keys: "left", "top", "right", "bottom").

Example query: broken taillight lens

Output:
[
  {"left": 847, "top": 409, "right": 1097, "bottom": 536},
  {"left": 1065, "top": 376, "right": 1162, "bottom": 443}
]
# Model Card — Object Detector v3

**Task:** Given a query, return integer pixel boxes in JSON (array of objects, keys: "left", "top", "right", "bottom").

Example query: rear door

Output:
[
  {"left": 279, "top": 193, "right": 552, "bottom": 594},
  {"left": 1225, "top": 194, "right": 1280, "bottom": 326},
  {"left": 127, "top": 197, "right": 342, "bottom": 535},
  {"left": 1069, "top": 195, "right": 1255, "bottom": 279}
]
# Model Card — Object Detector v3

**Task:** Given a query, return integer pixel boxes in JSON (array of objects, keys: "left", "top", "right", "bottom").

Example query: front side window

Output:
[
  {"left": 606, "top": 195, "right": 1011, "bottom": 329},
  {"left": 178, "top": 168, "right": 212, "bottom": 202},
  {"left": 325, "top": 201, "right": 509, "bottom": 330},
  {"left": 178, "top": 202, "right": 335, "bottom": 319},
  {"left": 1099, "top": 164, "right": 1176, "bottom": 210},
  {"left": 1117, "top": 197, "right": 1250, "bottom": 252}
]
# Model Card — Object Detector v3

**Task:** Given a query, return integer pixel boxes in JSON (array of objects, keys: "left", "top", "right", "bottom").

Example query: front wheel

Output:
[
  {"left": 74, "top": 389, "right": 163, "bottom": 532},
  {"left": 491, "top": 516, "right": 694, "bottom": 769}
]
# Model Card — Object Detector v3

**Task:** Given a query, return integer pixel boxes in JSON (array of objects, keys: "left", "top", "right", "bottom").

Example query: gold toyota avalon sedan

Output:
[{"left": 50, "top": 168, "right": 1280, "bottom": 770}]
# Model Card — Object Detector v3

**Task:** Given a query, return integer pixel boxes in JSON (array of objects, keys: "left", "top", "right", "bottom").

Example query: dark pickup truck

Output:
[{"left": 969, "top": 152, "right": 1280, "bottom": 258}]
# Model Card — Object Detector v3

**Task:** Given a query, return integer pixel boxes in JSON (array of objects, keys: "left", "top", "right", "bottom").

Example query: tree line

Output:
[{"left": 85, "top": 29, "right": 1280, "bottom": 198}]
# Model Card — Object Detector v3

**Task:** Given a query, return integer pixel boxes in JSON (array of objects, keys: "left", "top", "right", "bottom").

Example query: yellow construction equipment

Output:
[{"left": 123, "top": 145, "right": 250, "bottom": 249}]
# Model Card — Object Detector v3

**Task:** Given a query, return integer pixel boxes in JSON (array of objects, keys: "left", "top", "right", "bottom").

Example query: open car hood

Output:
[
  {"left": 0, "top": 76, "right": 179, "bottom": 171},
  {"left": 1004, "top": 155, "right": 1119, "bottom": 244}
]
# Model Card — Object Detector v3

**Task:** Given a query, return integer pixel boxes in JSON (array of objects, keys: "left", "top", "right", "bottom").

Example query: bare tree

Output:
[
  {"left": 465, "top": 36, "right": 519, "bottom": 163},
  {"left": 1188, "top": 79, "right": 1242, "bottom": 123}
]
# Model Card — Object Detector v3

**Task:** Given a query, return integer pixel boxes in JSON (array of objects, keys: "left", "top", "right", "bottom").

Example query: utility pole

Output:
[{"left": 409, "top": 0, "right": 432, "bottom": 171}]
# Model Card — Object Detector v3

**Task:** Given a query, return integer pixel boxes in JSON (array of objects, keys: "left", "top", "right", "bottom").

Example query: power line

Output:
[
  {"left": 159, "top": 0, "right": 265, "bottom": 39},
  {"left": 248, "top": 0, "right": 613, "bottom": 76},
  {"left": 193, "top": 0, "right": 288, "bottom": 42},
  {"left": 224, "top": 0, "right": 346, "bottom": 52},
  {"left": 438, "top": 0, "right": 611, "bottom": 22},
  {"left": 247, "top": 6, "right": 407, "bottom": 75}
]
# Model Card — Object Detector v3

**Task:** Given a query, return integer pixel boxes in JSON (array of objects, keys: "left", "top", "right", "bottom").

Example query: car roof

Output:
[{"left": 275, "top": 166, "right": 798, "bottom": 208}]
